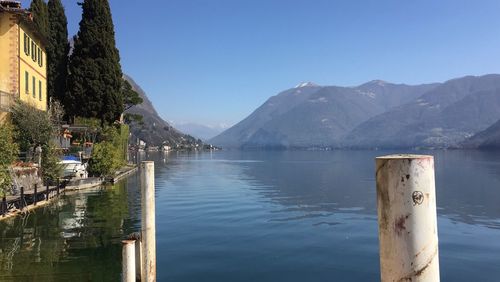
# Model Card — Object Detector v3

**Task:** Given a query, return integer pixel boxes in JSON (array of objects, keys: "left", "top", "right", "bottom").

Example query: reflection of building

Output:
[
  {"left": 137, "top": 138, "right": 146, "bottom": 151},
  {"left": 0, "top": 1, "right": 47, "bottom": 124},
  {"left": 60, "top": 195, "right": 87, "bottom": 239}
]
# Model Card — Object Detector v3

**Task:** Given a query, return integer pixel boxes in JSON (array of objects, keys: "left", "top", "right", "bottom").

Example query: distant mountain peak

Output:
[
  {"left": 294, "top": 82, "right": 319, "bottom": 88},
  {"left": 366, "top": 79, "right": 389, "bottom": 86}
]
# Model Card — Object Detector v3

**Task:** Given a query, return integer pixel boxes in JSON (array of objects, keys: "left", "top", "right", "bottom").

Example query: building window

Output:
[
  {"left": 27, "top": 36, "right": 31, "bottom": 56},
  {"left": 25, "top": 71, "right": 29, "bottom": 94},
  {"left": 38, "top": 49, "right": 43, "bottom": 67},
  {"left": 39, "top": 80, "right": 42, "bottom": 101},
  {"left": 31, "top": 42, "right": 36, "bottom": 61},
  {"left": 24, "top": 33, "right": 29, "bottom": 55},
  {"left": 32, "top": 76, "right": 36, "bottom": 98}
]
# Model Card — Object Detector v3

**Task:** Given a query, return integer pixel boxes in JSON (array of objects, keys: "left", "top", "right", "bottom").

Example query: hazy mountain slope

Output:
[
  {"left": 462, "top": 118, "right": 500, "bottom": 149},
  {"left": 240, "top": 86, "right": 386, "bottom": 148},
  {"left": 211, "top": 81, "right": 437, "bottom": 148},
  {"left": 346, "top": 74, "right": 500, "bottom": 148},
  {"left": 124, "top": 74, "right": 200, "bottom": 146},
  {"left": 356, "top": 80, "right": 439, "bottom": 110},
  {"left": 174, "top": 122, "right": 227, "bottom": 141},
  {"left": 210, "top": 83, "right": 323, "bottom": 147}
]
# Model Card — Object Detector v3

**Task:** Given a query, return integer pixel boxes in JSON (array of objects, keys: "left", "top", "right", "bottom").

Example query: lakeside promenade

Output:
[{"left": 0, "top": 165, "right": 137, "bottom": 221}]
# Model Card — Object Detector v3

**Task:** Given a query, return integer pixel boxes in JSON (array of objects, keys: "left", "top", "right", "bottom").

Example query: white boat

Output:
[{"left": 60, "top": 158, "right": 88, "bottom": 179}]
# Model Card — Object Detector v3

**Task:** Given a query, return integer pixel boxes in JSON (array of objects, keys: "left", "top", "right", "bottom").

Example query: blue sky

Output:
[{"left": 22, "top": 0, "right": 500, "bottom": 127}]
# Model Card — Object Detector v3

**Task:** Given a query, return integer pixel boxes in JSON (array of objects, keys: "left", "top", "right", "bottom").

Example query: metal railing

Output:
[{"left": 0, "top": 91, "right": 12, "bottom": 112}]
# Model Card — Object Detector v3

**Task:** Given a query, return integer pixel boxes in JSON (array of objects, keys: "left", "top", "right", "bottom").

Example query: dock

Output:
[{"left": 0, "top": 164, "right": 138, "bottom": 221}]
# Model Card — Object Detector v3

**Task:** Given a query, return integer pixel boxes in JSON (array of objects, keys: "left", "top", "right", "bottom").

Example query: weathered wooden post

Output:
[
  {"left": 33, "top": 184, "right": 38, "bottom": 206},
  {"left": 122, "top": 240, "right": 136, "bottom": 282},
  {"left": 375, "top": 154, "right": 440, "bottom": 282},
  {"left": 141, "top": 161, "right": 156, "bottom": 281},
  {"left": 46, "top": 184, "right": 50, "bottom": 201},
  {"left": 2, "top": 196, "right": 6, "bottom": 216},
  {"left": 20, "top": 186, "right": 24, "bottom": 210}
]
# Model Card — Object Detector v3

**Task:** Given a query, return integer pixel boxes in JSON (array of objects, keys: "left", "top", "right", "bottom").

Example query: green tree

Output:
[
  {"left": 122, "top": 79, "right": 142, "bottom": 111},
  {"left": 87, "top": 141, "right": 116, "bottom": 176},
  {"left": 66, "top": 0, "right": 124, "bottom": 125},
  {"left": 11, "top": 100, "right": 63, "bottom": 183},
  {"left": 11, "top": 100, "right": 54, "bottom": 153},
  {"left": 41, "top": 143, "right": 62, "bottom": 184},
  {"left": 87, "top": 124, "right": 128, "bottom": 177},
  {"left": 0, "top": 125, "right": 19, "bottom": 195},
  {"left": 123, "top": 113, "right": 143, "bottom": 125},
  {"left": 47, "top": 0, "right": 69, "bottom": 103},
  {"left": 29, "top": 0, "right": 49, "bottom": 38}
]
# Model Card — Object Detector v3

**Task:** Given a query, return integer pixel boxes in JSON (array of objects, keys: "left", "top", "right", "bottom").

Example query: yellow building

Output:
[{"left": 0, "top": 1, "right": 47, "bottom": 124}]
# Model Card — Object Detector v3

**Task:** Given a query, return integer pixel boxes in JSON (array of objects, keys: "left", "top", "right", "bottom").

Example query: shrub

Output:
[
  {"left": 41, "top": 143, "right": 63, "bottom": 183},
  {"left": 87, "top": 124, "right": 129, "bottom": 176},
  {"left": 88, "top": 141, "right": 117, "bottom": 176},
  {"left": 0, "top": 124, "right": 19, "bottom": 195},
  {"left": 11, "top": 100, "right": 64, "bottom": 184}
]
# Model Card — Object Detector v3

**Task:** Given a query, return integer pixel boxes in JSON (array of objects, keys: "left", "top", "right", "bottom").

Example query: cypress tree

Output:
[
  {"left": 29, "top": 0, "right": 49, "bottom": 38},
  {"left": 47, "top": 0, "right": 69, "bottom": 103},
  {"left": 67, "top": 0, "right": 124, "bottom": 124}
]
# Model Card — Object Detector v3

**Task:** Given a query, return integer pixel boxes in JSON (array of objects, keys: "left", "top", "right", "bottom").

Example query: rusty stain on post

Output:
[
  {"left": 375, "top": 154, "right": 440, "bottom": 282},
  {"left": 141, "top": 161, "right": 156, "bottom": 281}
]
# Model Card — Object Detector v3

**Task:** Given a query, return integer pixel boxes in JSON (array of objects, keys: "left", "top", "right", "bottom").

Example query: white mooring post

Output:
[
  {"left": 135, "top": 239, "right": 142, "bottom": 281},
  {"left": 141, "top": 161, "right": 156, "bottom": 281},
  {"left": 122, "top": 240, "right": 136, "bottom": 282},
  {"left": 375, "top": 154, "right": 440, "bottom": 282}
]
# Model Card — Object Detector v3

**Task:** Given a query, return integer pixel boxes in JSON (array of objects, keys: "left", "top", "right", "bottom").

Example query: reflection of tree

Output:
[
  {"left": 0, "top": 201, "right": 66, "bottom": 280},
  {"left": 0, "top": 180, "right": 137, "bottom": 280}
]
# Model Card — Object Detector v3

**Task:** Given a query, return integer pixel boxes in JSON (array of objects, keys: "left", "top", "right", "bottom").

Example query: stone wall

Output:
[{"left": 11, "top": 165, "right": 42, "bottom": 194}]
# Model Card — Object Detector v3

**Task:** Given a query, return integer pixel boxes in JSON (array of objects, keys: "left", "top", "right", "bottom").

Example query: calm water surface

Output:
[{"left": 1, "top": 150, "right": 500, "bottom": 281}]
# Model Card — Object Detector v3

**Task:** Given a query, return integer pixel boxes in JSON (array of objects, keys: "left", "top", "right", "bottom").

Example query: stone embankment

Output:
[{"left": 0, "top": 165, "right": 138, "bottom": 221}]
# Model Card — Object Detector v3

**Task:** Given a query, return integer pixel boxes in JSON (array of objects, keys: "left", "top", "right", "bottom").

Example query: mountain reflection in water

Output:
[{"left": 0, "top": 150, "right": 499, "bottom": 281}]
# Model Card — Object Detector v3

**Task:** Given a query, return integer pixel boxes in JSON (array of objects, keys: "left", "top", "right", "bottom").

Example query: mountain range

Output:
[
  {"left": 173, "top": 122, "right": 228, "bottom": 141},
  {"left": 210, "top": 74, "right": 500, "bottom": 149},
  {"left": 124, "top": 74, "right": 202, "bottom": 147}
]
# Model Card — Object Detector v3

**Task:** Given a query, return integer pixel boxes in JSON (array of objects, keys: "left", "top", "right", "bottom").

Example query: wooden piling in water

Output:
[
  {"left": 20, "top": 187, "right": 24, "bottom": 210},
  {"left": 122, "top": 240, "right": 136, "bottom": 282},
  {"left": 2, "top": 196, "right": 6, "bottom": 216},
  {"left": 140, "top": 161, "right": 156, "bottom": 281},
  {"left": 33, "top": 184, "right": 37, "bottom": 206},
  {"left": 375, "top": 154, "right": 440, "bottom": 282}
]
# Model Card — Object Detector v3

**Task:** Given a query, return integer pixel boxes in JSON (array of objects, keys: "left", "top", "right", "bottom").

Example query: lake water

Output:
[{"left": 1, "top": 150, "right": 500, "bottom": 281}]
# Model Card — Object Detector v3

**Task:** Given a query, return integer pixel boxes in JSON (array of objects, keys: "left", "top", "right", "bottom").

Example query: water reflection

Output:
[
  {"left": 0, "top": 150, "right": 499, "bottom": 281},
  {"left": 0, "top": 179, "right": 140, "bottom": 281},
  {"left": 151, "top": 150, "right": 500, "bottom": 281},
  {"left": 186, "top": 150, "right": 500, "bottom": 229},
  {"left": 433, "top": 150, "right": 500, "bottom": 228}
]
